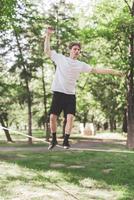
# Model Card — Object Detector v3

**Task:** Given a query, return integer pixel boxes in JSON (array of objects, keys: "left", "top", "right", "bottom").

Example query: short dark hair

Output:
[{"left": 69, "top": 42, "right": 81, "bottom": 49}]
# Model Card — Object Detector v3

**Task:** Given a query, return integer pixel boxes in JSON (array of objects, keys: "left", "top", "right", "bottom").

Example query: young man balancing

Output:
[{"left": 44, "top": 27, "right": 122, "bottom": 150}]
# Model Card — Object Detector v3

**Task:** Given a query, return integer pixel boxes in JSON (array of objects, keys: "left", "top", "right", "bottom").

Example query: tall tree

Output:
[
  {"left": 0, "top": 70, "right": 17, "bottom": 142},
  {"left": 83, "top": 0, "right": 134, "bottom": 148},
  {"left": 79, "top": 0, "right": 134, "bottom": 135},
  {"left": 125, "top": 0, "right": 134, "bottom": 149},
  {"left": 1, "top": 0, "right": 45, "bottom": 144}
]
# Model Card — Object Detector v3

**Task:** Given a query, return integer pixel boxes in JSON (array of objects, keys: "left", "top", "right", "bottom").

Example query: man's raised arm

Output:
[
  {"left": 44, "top": 27, "right": 54, "bottom": 58},
  {"left": 91, "top": 68, "right": 123, "bottom": 76}
]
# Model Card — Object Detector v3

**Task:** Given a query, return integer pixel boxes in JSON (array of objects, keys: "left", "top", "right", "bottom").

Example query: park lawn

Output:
[{"left": 0, "top": 149, "right": 134, "bottom": 200}]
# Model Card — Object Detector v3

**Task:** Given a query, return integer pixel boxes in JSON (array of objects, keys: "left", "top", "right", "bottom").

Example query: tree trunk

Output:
[
  {"left": 26, "top": 81, "right": 32, "bottom": 145},
  {"left": 0, "top": 116, "right": 13, "bottom": 142},
  {"left": 127, "top": 1, "right": 134, "bottom": 149},
  {"left": 12, "top": 24, "right": 33, "bottom": 144},
  {"left": 113, "top": 120, "right": 116, "bottom": 130},
  {"left": 127, "top": 69, "right": 134, "bottom": 148},
  {"left": 97, "top": 123, "right": 101, "bottom": 131},
  {"left": 41, "top": 66, "right": 50, "bottom": 140},
  {"left": 104, "top": 122, "right": 108, "bottom": 130},
  {"left": 109, "top": 118, "right": 114, "bottom": 132},
  {"left": 122, "top": 109, "right": 127, "bottom": 133},
  {"left": 83, "top": 112, "right": 88, "bottom": 127},
  {"left": 45, "top": 122, "right": 50, "bottom": 141},
  {"left": 127, "top": 36, "right": 134, "bottom": 148}
]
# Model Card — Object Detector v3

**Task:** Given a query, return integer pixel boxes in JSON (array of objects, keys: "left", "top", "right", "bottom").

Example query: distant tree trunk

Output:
[
  {"left": 122, "top": 109, "right": 127, "bottom": 133},
  {"left": 113, "top": 120, "right": 116, "bottom": 130},
  {"left": 41, "top": 66, "right": 50, "bottom": 140},
  {"left": 45, "top": 122, "right": 50, "bottom": 141},
  {"left": 127, "top": 1, "right": 134, "bottom": 149},
  {"left": 83, "top": 112, "right": 88, "bottom": 127},
  {"left": 103, "top": 122, "right": 108, "bottom": 130},
  {"left": 25, "top": 80, "right": 32, "bottom": 144},
  {"left": 109, "top": 117, "right": 117, "bottom": 132},
  {"left": 0, "top": 115, "right": 13, "bottom": 142},
  {"left": 109, "top": 118, "right": 114, "bottom": 132},
  {"left": 43, "top": 119, "right": 50, "bottom": 141},
  {"left": 13, "top": 24, "right": 32, "bottom": 144},
  {"left": 96, "top": 123, "right": 101, "bottom": 131}
]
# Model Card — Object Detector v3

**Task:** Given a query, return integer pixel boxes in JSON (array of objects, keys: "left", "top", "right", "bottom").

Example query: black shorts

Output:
[{"left": 49, "top": 91, "right": 76, "bottom": 117}]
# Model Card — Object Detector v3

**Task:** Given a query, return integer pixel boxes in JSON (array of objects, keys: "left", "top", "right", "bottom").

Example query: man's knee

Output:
[
  {"left": 50, "top": 114, "right": 57, "bottom": 123},
  {"left": 66, "top": 114, "right": 74, "bottom": 123}
]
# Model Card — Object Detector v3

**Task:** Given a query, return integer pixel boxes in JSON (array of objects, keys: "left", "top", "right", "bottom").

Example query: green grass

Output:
[
  {"left": 0, "top": 130, "right": 131, "bottom": 199},
  {"left": 0, "top": 141, "right": 48, "bottom": 147},
  {"left": 0, "top": 148, "right": 134, "bottom": 200}
]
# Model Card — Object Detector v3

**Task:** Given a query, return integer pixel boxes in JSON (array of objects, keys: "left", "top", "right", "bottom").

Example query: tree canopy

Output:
[{"left": 1, "top": 0, "right": 134, "bottom": 148}]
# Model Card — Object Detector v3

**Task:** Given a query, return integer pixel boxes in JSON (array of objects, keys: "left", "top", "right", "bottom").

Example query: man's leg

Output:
[
  {"left": 48, "top": 92, "right": 63, "bottom": 150},
  {"left": 48, "top": 113, "right": 58, "bottom": 150},
  {"left": 63, "top": 114, "right": 74, "bottom": 149}
]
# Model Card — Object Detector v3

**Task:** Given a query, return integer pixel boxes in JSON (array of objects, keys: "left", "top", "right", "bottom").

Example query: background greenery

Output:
[
  {"left": 0, "top": 1, "right": 134, "bottom": 199},
  {"left": 0, "top": 0, "right": 133, "bottom": 145}
]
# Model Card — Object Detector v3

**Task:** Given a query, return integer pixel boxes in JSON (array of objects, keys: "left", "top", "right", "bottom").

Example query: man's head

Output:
[{"left": 69, "top": 42, "right": 81, "bottom": 60}]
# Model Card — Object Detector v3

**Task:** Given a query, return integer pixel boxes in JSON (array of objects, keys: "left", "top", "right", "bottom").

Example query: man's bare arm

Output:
[
  {"left": 44, "top": 27, "right": 54, "bottom": 57},
  {"left": 91, "top": 68, "right": 123, "bottom": 76}
]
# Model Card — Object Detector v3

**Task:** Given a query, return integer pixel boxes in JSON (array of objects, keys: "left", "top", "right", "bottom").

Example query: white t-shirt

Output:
[{"left": 50, "top": 50, "right": 92, "bottom": 94}]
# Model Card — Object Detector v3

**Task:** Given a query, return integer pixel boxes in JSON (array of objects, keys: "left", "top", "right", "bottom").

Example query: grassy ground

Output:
[
  {"left": 0, "top": 148, "right": 134, "bottom": 200},
  {"left": 0, "top": 130, "right": 133, "bottom": 199}
]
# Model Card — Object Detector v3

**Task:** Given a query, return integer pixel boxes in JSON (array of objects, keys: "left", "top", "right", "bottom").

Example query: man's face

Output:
[{"left": 70, "top": 45, "right": 81, "bottom": 59}]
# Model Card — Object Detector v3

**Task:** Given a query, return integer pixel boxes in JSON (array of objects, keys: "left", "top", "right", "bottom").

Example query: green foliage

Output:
[
  {"left": 76, "top": 0, "right": 131, "bottom": 129},
  {"left": 1, "top": 0, "right": 133, "bottom": 132},
  {"left": 45, "top": 0, "right": 79, "bottom": 54},
  {"left": 0, "top": 0, "right": 17, "bottom": 30}
]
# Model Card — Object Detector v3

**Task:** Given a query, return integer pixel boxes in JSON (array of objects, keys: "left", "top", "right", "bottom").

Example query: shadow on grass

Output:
[{"left": 0, "top": 149, "right": 134, "bottom": 199}]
